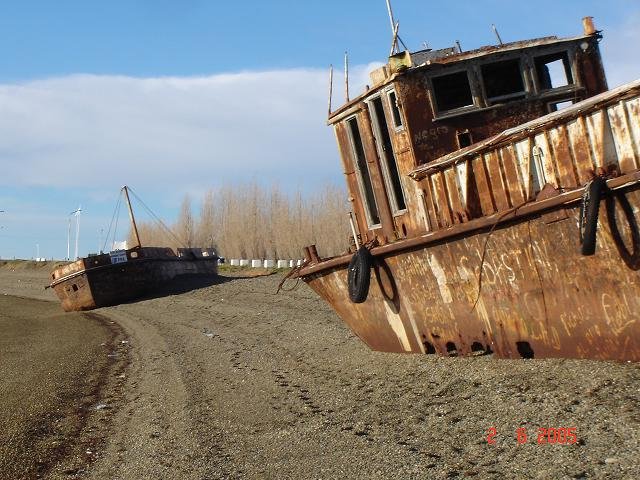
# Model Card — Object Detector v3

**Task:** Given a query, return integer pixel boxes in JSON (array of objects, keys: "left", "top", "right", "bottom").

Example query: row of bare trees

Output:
[{"left": 130, "top": 183, "right": 350, "bottom": 259}]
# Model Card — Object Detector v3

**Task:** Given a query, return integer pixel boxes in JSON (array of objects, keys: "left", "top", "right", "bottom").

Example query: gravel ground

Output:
[
  {"left": 0, "top": 264, "right": 639, "bottom": 479},
  {"left": 0, "top": 290, "right": 126, "bottom": 479}
]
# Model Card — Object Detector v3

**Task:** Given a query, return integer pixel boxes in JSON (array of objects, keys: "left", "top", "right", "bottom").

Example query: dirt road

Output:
[{"left": 1, "top": 264, "right": 639, "bottom": 479}]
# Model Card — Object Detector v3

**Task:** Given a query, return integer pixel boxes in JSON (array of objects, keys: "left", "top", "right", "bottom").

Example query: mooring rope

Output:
[
  {"left": 103, "top": 192, "right": 122, "bottom": 252},
  {"left": 471, "top": 200, "right": 531, "bottom": 312},
  {"left": 276, "top": 259, "right": 310, "bottom": 293},
  {"left": 127, "top": 187, "right": 188, "bottom": 249}
]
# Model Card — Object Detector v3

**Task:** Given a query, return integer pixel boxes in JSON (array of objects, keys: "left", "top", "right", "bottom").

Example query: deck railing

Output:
[{"left": 409, "top": 80, "right": 640, "bottom": 230}]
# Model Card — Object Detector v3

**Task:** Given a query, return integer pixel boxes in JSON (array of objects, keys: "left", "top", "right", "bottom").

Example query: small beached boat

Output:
[
  {"left": 49, "top": 186, "right": 218, "bottom": 311},
  {"left": 297, "top": 17, "right": 640, "bottom": 361}
]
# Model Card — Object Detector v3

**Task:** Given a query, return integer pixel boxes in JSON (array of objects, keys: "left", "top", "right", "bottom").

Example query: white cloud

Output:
[
  {"left": 0, "top": 64, "right": 377, "bottom": 192},
  {"left": 1, "top": 22, "right": 634, "bottom": 198}
]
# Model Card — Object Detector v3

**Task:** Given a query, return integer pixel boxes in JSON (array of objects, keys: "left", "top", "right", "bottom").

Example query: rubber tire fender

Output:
[
  {"left": 606, "top": 190, "right": 640, "bottom": 269},
  {"left": 579, "top": 177, "right": 607, "bottom": 256},
  {"left": 348, "top": 246, "right": 373, "bottom": 303}
]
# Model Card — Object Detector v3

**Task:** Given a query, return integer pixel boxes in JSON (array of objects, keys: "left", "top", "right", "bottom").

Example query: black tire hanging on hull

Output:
[
  {"left": 579, "top": 177, "right": 607, "bottom": 256},
  {"left": 348, "top": 247, "right": 373, "bottom": 303},
  {"left": 606, "top": 190, "right": 640, "bottom": 269}
]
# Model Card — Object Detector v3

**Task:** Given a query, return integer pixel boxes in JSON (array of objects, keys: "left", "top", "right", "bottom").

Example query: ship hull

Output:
[
  {"left": 50, "top": 248, "right": 218, "bottom": 311},
  {"left": 302, "top": 182, "right": 640, "bottom": 361}
]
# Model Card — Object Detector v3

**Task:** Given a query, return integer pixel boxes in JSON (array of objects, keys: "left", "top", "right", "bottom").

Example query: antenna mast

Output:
[
  {"left": 492, "top": 24, "right": 504, "bottom": 45},
  {"left": 123, "top": 186, "right": 141, "bottom": 248},
  {"left": 344, "top": 52, "right": 349, "bottom": 102},
  {"left": 385, "top": 0, "right": 408, "bottom": 54},
  {"left": 386, "top": 0, "right": 399, "bottom": 54},
  {"left": 328, "top": 64, "right": 334, "bottom": 117},
  {"left": 385, "top": 0, "right": 396, "bottom": 37}
]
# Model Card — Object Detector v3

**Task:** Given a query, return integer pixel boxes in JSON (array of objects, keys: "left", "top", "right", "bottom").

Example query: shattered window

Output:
[
  {"left": 457, "top": 130, "right": 473, "bottom": 149},
  {"left": 481, "top": 59, "right": 525, "bottom": 103},
  {"left": 432, "top": 71, "right": 474, "bottom": 113},
  {"left": 346, "top": 117, "right": 380, "bottom": 227},
  {"left": 535, "top": 52, "right": 573, "bottom": 90},
  {"left": 370, "top": 95, "right": 406, "bottom": 213},
  {"left": 387, "top": 90, "right": 404, "bottom": 129},
  {"left": 548, "top": 100, "right": 574, "bottom": 112}
]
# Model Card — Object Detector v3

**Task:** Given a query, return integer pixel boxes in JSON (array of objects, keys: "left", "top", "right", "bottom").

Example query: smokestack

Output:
[{"left": 582, "top": 16, "right": 596, "bottom": 35}]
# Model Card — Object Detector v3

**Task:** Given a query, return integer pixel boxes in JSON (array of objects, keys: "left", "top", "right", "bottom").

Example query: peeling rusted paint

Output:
[
  {"left": 50, "top": 247, "right": 218, "bottom": 311},
  {"left": 300, "top": 21, "right": 640, "bottom": 361},
  {"left": 304, "top": 188, "right": 640, "bottom": 361}
]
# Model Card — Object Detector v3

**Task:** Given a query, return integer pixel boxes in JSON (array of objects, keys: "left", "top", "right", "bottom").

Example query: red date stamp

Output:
[{"left": 487, "top": 427, "right": 577, "bottom": 445}]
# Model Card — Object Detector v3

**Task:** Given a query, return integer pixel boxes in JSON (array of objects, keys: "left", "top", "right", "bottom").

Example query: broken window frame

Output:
[
  {"left": 456, "top": 130, "right": 473, "bottom": 149},
  {"left": 345, "top": 114, "right": 381, "bottom": 229},
  {"left": 385, "top": 87, "right": 405, "bottom": 131},
  {"left": 366, "top": 93, "right": 407, "bottom": 216},
  {"left": 428, "top": 67, "right": 478, "bottom": 116},
  {"left": 533, "top": 49, "right": 575, "bottom": 92},
  {"left": 479, "top": 57, "right": 527, "bottom": 105},
  {"left": 547, "top": 99, "right": 575, "bottom": 113}
]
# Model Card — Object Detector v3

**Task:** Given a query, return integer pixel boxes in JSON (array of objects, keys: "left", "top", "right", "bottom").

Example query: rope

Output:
[
  {"left": 469, "top": 173, "right": 602, "bottom": 311},
  {"left": 112, "top": 197, "right": 122, "bottom": 250},
  {"left": 126, "top": 187, "right": 187, "bottom": 249},
  {"left": 471, "top": 200, "right": 530, "bottom": 311},
  {"left": 276, "top": 259, "right": 310, "bottom": 293},
  {"left": 527, "top": 218, "right": 549, "bottom": 323},
  {"left": 103, "top": 192, "right": 122, "bottom": 252},
  {"left": 276, "top": 238, "right": 377, "bottom": 294}
]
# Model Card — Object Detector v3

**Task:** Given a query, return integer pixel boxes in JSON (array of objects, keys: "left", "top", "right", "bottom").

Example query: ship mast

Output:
[{"left": 122, "top": 185, "right": 141, "bottom": 248}]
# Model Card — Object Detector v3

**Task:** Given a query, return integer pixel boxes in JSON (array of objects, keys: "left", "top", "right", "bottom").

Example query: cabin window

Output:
[
  {"left": 387, "top": 89, "right": 404, "bottom": 129},
  {"left": 481, "top": 59, "right": 525, "bottom": 103},
  {"left": 369, "top": 95, "right": 407, "bottom": 214},
  {"left": 431, "top": 71, "right": 474, "bottom": 113},
  {"left": 548, "top": 100, "right": 574, "bottom": 112},
  {"left": 535, "top": 52, "right": 573, "bottom": 90},
  {"left": 346, "top": 116, "right": 380, "bottom": 227},
  {"left": 456, "top": 130, "right": 473, "bottom": 149}
]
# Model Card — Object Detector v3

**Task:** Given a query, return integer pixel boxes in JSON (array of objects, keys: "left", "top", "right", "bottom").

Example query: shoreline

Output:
[
  {"left": 44, "top": 310, "right": 130, "bottom": 479},
  {"left": 0, "top": 293, "right": 129, "bottom": 479}
]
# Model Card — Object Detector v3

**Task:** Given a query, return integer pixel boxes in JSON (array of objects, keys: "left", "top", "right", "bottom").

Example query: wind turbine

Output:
[{"left": 68, "top": 206, "right": 82, "bottom": 260}]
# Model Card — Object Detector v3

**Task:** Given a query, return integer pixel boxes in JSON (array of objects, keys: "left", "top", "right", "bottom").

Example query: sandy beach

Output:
[{"left": 0, "top": 261, "right": 638, "bottom": 479}]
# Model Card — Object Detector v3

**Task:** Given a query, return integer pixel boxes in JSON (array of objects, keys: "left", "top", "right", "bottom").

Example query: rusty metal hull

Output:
[
  {"left": 306, "top": 20, "right": 640, "bottom": 361},
  {"left": 302, "top": 183, "right": 640, "bottom": 361},
  {"left": 50, "top": 247, "right": 218, "bottom": 312}
]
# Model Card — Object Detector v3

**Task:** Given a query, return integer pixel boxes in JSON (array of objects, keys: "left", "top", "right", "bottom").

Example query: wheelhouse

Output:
[{"left": 329, "top": 18, "right": 607, "bottom": 246}]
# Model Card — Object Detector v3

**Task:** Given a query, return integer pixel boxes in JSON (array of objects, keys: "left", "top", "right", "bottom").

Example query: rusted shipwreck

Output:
[
  {"left": 49, "top": 186, "right": 218, "bottom": 311},
  {"left": 298, "top": 18, "right": 640, "bottom": 361}
]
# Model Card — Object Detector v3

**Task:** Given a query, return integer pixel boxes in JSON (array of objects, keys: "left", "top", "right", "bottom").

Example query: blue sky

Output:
[{"left": 1, "top": 1, "right": 639, "bottom": 259}]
